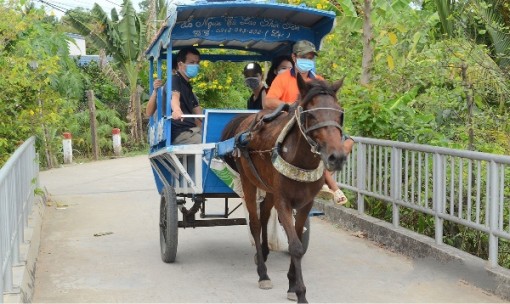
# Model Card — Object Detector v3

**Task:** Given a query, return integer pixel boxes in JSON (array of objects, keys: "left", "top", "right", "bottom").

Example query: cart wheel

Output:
[
  {"left": 160, "top": 186, "right": 178, "bottom": 263},
  {"left": 301, "top": 216, "right": 311, "bottom": 254}
]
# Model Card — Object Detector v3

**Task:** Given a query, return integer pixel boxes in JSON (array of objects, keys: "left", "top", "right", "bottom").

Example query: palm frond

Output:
[
  {"left": 136, "top": 14, "right": 148, "bottom": 62},
  {"left": 473, "top": 0, "right": 510, "bottom": 67},
  {"left": 111, "top": 8, "right": 119, "bottom": 23},
  {"left": 91, "top": 3, "right": 125, "bottom": 62},
  {"left": 99, "top": 49, "right": 127, "bottom": 89},
  {"left": 434, "top": 0, "right": 455, "bottom": 37},
  {"left": 454, "top": 39, "right": 510, "bottom": 112},
  {"left": 119, "top": 0, "right": 140, "bottom": 61},
  {"left": 157, "top": 0, "right": 168, "bottom": 21},
  {"left": 66, "top": 11, "right": 110, "bottom": 51}
]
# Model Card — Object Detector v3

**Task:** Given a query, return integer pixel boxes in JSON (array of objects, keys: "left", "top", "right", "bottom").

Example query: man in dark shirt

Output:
[{"left": 146, "top": 46, "right": 202, "bottom": 144}]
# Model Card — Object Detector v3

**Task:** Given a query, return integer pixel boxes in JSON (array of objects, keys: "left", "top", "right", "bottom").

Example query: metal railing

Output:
[
  {"left": 336, "top": 136, "right": 510, "bottom": 268},
  {"left": 0, "top": 137, "right": 39, "bottom": 302}
]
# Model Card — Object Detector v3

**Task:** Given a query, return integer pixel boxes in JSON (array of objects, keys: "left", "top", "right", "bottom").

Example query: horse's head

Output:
[{"left": 296, "top": 74, "right": 346, "bottom": 171}]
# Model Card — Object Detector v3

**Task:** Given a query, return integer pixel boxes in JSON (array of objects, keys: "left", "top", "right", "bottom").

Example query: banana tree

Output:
[{"left": 67, "top": 0, "right": 147, "bottom": 143}]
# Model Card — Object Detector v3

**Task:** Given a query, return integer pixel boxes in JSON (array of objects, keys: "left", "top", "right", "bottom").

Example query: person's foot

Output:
[
  {"left": 316, "top": 185, "right": 334, "bottom": 201},
  {"left": 334, "top": 189, "right": 348, "bottom": 205}
]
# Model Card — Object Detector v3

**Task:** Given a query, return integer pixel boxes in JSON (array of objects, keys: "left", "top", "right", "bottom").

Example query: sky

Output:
[{"left": 34, "top": 0, "right": 147, "bottom": 18}]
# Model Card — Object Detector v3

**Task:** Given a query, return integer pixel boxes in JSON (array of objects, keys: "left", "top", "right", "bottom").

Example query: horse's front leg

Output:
[
  {"left": 243, "top": 183, "right": 272, "bottom": 289},
  {"left": 260, "top": 192, "right": 274, "bottom": 262},
  {"left": 278, "top": 201, "right": 313, "bottom": 303}
]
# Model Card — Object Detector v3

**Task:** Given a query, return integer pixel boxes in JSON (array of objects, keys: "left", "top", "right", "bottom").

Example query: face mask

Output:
[
  {"left": 296, "top": 58, "right": 315, "bottom": 73},
  {"left": 184, "top": 64, "right": 199, "bottom": 78},
  {"left": 277, "top": 68, "right": 288, "bottom": 75},
  {"left": 244, "top": 77, "right": 260, "bottom": 90}
]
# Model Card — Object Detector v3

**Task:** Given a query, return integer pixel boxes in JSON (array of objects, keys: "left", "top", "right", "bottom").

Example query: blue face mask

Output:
[
  {"left": 296, "top": 58, "right": 315, "bottom": 73},
  {"left": 185, "top": 64, "right": 200, "bottom": 78}
]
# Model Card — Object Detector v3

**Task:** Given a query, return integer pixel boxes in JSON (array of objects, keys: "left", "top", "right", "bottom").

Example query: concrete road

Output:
[{"left": 34, "top": 155, "right": 503, "bottom": 303}]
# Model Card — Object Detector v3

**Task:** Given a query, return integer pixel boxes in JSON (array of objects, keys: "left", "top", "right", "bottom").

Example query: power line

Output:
[
  {"left": 104, "top": 0, "right": 122, "bottom": 7},
  {"left": 36, "top": 0, "right": 67, "bottom": 13},
  {"left": 39, "top": 0, "right": 121, "bottom": 14}
]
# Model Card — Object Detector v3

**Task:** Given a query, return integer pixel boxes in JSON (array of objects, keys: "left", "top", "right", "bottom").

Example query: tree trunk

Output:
[
  {"left": 461, "top": 63, "right": 475, "bottom": 151},
  {"left": 87, "top": 90, "right": 99, "bottom": 160},
  {"left": 146, "top": 0, "right": 157, "bottom": 42},
  {"left": 38, "top": 97, "right": 53, "bottom": 169},
  {"left": 361, "top": 0, "right": 374, "bottom": 86},
  {"left": 128, "top": 94, "right": 138, "bottom": 143}
]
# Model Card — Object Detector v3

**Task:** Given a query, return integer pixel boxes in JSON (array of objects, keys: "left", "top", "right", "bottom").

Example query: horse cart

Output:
[{"left": 146, "top": 0, "right": 337, "bottom": 267}]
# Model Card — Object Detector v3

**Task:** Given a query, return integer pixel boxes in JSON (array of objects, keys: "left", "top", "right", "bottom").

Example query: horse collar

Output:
[{"left": 271, "top": 115, "right": 325, "bottom": 182}]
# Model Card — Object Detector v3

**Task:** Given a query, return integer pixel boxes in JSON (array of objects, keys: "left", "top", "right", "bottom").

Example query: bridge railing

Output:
[
  {"left": 336, "top": 136, "right": 510, "bottom": 268},
  {"left": 0, "top": 137, "right": 39, "bottom": 303}
]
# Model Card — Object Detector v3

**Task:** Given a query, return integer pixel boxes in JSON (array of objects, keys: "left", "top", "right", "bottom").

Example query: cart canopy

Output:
[{"left": 145, "top": 0, "right": 337, "bottom": 62}]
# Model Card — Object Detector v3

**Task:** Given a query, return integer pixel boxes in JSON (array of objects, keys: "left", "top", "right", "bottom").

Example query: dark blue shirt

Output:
[{"left": 165, "top": 72, "right": 200, "bottom": 141}]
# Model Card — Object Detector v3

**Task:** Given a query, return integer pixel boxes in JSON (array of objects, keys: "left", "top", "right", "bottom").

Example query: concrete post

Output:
[
  {"left": 63, "top": 132, "right": 72, "bottom": 164},
  {"left": 112, "top": 128, "right": 122, "bottom": 156}
]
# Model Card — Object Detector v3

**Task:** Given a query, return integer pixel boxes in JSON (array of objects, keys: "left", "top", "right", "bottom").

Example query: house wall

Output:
[{"left": 67, "top": 33, "right": 86, "bottom": 56}]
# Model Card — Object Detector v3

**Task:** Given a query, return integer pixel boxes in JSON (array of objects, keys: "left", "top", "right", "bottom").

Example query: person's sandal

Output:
[
  {"left": 316, "top": 185, "right": 334, "bottom": 201},
  {"left": 334, "top": 189, "right": 348, "bottom": 205}
]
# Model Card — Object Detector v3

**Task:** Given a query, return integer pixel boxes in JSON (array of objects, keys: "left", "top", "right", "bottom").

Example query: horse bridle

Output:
[
  {"left": 269, "top": 97, "right": 344, "bottom": 183},
  {"left": 295, "top": 105, "right": 344, "bottom": 155}
]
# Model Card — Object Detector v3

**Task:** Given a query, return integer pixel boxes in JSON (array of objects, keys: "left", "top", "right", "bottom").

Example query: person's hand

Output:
[
  {"left": 153, "top": 79, "right": 163, "bottom": 92},
  {"left": 171, "top": 108, "right": 184, "bottom": 121}
]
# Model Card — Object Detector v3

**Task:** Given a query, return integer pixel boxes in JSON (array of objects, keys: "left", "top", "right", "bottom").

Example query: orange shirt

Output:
[{"left": 266, "top": 69, "right": 324, "bottom": 103}]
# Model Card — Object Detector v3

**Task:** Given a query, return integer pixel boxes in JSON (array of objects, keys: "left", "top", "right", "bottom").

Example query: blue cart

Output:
[{"left": 145, "top": 0, "right": 336, "bottom": 263}]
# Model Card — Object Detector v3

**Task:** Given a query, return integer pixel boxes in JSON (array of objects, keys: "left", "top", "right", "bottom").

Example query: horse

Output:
[{"left": 220, "top": 74, "right": 347, "bottom": 303}]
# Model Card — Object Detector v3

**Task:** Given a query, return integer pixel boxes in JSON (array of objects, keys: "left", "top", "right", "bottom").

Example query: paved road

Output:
[{"left": 33, "top": 155, "right": 503, "bottom": 303}]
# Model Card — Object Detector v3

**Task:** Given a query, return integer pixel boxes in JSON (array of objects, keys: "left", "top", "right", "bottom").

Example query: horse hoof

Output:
[
  {"left": 287, "top": 292, "right": 297, "bottom": 301},
  {"left": 258, "top": 280, "right": 273, "bottom": 289}
]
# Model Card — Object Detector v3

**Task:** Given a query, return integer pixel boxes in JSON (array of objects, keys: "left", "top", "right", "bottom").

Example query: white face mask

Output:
[{"left": 277, "top": 68, "right": 288, "bottom": 75}]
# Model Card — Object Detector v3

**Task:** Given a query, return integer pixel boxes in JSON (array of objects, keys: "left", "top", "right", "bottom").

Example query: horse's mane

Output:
[{"left": 300, "top": 80, "right": 337, "bottom": 107}]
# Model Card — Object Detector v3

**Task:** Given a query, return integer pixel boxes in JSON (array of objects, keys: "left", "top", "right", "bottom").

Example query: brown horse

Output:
[{"left": 220, "top": 75, "right": 346, "bottom": 303}]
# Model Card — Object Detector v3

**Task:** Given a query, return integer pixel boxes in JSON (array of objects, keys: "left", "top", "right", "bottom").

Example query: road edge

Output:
[
  {"left": 314, "top": 200, "right": 510, "bottom": 301},
  {"left": 3, "top": 196, "right": 45, "bottom": 304}
]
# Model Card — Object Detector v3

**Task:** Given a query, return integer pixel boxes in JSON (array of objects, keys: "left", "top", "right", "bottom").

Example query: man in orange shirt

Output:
[
  {"left": 265, "top": 40, "right": 323, "bottom": 108},
  {"left": 266, "top": 40, "right": 353, "bottom": 204}
]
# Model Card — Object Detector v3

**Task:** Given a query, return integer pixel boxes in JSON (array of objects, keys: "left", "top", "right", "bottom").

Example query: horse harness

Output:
[{"left": 232, "top": 90, "right": 344, "bottom": 185}]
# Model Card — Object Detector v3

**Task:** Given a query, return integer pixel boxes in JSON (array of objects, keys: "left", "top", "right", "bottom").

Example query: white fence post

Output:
[
  {"left": 433, "top": 153, "right": 444, "bottom": 245},
  {"left": 63, "top": 132, "right": 72, "bottom": 164},
  {"left": 112, "top": 128, "right": 122, "bottom": 156},
  {"left": 390, "top": 147, "right": 402, "bottom": 227},
  {"left": 488, "top": 161, "right": 500, "bottom": 267},
  {"left": 356, "top": 143, "right": 366, "bottom": 214}
]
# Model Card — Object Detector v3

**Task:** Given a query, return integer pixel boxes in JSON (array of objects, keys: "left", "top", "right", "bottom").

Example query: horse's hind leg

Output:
[
  {"left": 278, "top": 202, "right": 313, "bottom": 303},
  {"left": 243, "top": 183, "right": 272, "bottom": 289}
]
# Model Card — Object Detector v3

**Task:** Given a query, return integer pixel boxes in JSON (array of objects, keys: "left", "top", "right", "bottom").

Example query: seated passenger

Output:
[
  {"left": 243, "top": 62, "right": 267, "bottom": 110},
  {"left": 265, "top": 55, "right": 293, "bottom": 89},
  {"left": 146, "top": 46, "right": 203, "bottom": 145}
]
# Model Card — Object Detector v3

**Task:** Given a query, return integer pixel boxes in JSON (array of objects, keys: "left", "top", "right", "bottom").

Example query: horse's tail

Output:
[{"left": 220, "top": 113, "right": 253, "bottom": 172}]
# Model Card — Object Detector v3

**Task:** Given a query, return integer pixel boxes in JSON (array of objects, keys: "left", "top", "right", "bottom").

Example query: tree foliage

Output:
[
  {"left": 66, "top": 0, "right": 147, "bottom": 144},
  {"left": 0, "top": 1, "right": 84, "bottom": 167}
]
